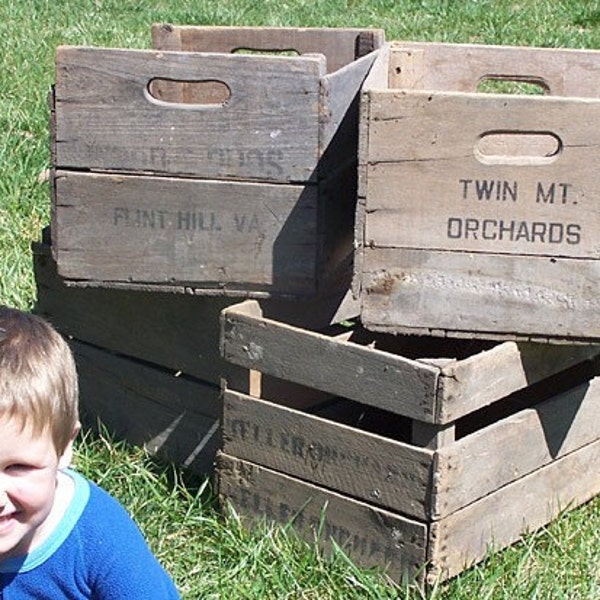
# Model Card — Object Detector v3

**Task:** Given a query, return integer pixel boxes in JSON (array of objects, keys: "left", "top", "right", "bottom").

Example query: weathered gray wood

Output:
[
  {"left": 52, "top": 170, "right": 319, "bottom": 295},
  {"left": 221, "top": 300, "right": 600, "bottom": 423},
  {"left": 357, "top": 43, "right": 600, "bottom": 341},
  {"left": 433, "top": 375, "right": 600, "bottom": 518},
  {"left": 151, "top": 27, "right": 382, "bottom": 295},
  {"left": 152, "top": 25, "right": 385, "bottom": 74},
  {"left": 54, "top": 46, "right": 323, "bottom": 183},
  {"left": 74, "top": 340, "right": 221, "bottom": 474},
  {"left": 222, "top": 388, "right": 433, "bottom": 519},
  {"left": 354, "top": 44, "right": 390, "bottom": 299},
  {"left": 389, "top": 41, "right": 600, "bottom": 97},
  {"left": 362, "top": 91, "right": 600, "bottom": 256},
  {"left": 319, "top": 51, "right": 381, "bottom": 167},
  {"left": 220, "top": 301, "right": 440, "bottom": 422},
  {"left": 436, "top": 336, "right": 600, "bottom": 421},
  {"left": 33, "top": 241, "right": 249, "bottom": 388},
  {"left": 52, "top": 33, "right": 380, "bottom": 296},
  {"left": 361, "top": 248, "right": 600, "bottom": 343},
  {"left": 428, "top": 434, "right": 600, "bottom": 582},
  {"left": 217, "top": 453, "right": 428, "bottom": 583},
  {"left": 411, "top": 422, "right": 455, "bottom": 449}
]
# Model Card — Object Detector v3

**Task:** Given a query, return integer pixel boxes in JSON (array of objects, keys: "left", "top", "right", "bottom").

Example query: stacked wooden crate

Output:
[
  {"left": 50, "top": 25, "right": 384, "bottom": 298},
  {"left": 218, "top": 300, "right": 600, "bottom": 583},
  {"left": 216, "top": 40, "right": 600, "bottom": 584},
  {"left": 39, "top": 25, "right": 383, "bottom": 472},
  {"left": 355, "top": 41, "right": 600, "bottom": 342},
  {"left": 39, "top": 27, "right": 600, "bottom": 583}
]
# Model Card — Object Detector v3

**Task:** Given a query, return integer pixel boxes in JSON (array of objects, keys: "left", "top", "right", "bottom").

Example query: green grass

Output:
[
  {"left": 4, "top": 0, "right": 600, "bottom": 598},
  {"left": 74, "top": 428, "right": 406, "bottom": 599}
]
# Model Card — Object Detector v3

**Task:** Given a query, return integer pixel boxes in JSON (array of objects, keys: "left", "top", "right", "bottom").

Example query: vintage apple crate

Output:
[
  {"left": 50, "top": 26, "right": 384, "bottom": 298},
  {"left": 217, "top": 300, "right": 600, "bottom": 582},
  {"left": 356, "top": 41, "right": 600, "bottom": 342}
]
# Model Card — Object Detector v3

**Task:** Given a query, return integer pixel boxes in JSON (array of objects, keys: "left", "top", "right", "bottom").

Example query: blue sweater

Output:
[{"left": 0, "top": 469, "right": 180, "bottom": 599}]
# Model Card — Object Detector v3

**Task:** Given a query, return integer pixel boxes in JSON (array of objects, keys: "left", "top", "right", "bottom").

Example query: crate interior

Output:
[{"left": 257, "top": 334, "right": 600, "bottom": 446}]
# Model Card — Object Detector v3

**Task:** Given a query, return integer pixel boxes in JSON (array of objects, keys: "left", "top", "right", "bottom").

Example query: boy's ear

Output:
[{"left": 58, "top": 422, "right": 81, "bottom": 469}]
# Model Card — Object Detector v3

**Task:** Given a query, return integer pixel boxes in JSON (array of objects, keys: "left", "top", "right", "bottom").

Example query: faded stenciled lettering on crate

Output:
[
  {"left": 448, "top": 178, "right": 582, "bottom": 246},
  {"left": 82, "top": 143, "right": 286, "bottom": 177},
  {"left": 83, "top": 143, "right": 169, "bottom": 170},
  {"left": 113, "top": 208, "right": 262, "bottom": 233},
  {"left": 226, "top": 417, "right": 389, "bottom": 476},
  {"left": 207, "top": 147, "right": 285, "bottom": 178},
  {"left": 231, "top": 486, "right": 399, "bottom": 563}
]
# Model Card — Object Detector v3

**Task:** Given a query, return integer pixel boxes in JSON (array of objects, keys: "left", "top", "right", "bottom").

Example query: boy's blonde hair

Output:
[{"left": 0, "top": 306, "right": 79, "bottom": 454}]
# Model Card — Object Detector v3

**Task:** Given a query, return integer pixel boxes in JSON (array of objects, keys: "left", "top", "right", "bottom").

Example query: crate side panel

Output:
[
  {"left": 428, "top": 435, "right": 600, "bottom": 582},
  {"left": 319, "top": 50, "right": 380, "bottom": 163},
  {"left": 220, "top": 304, "right": 440, "bottom": 422},
  {"left": 33, "top": 241, "right": 249, "bottom": 388},
  {"left": 54, "top": 46, "right": 321, "bottom": 182},
  {"left": 361, "top": 247, "right": 600, "bottom": 342},
  {"left": 389, "top": 41, "right": 600, "bottom": 97},
  {"left": 54, "top": 171, "right": 318, "bottom": 295},
  {"left": 152, "top": 25, "right": 385, "bottom": 74},
  {"left": 223, "top": 389, "right": 433, "bottom": 519},
  {"left": 315, "top": 163, "right": 356, "bottom": 293},
  {"left": 74, "top": 341, "right": 221, "bottom": 474},
  {"left": 433, "top": 376, "right": 600, "bottom": 517},
  {"left": 217, "top": 453, "right": 428, "bottom": 583},
  {"left": 438, "top": 339, "right": 599, "bottom": 422},
  {"left": 363, "top": 92, "right": 600, "bottom": 259}
]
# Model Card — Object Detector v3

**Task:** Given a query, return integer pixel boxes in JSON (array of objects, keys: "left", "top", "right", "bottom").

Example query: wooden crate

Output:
[
  {"left": 218, "top": 300, "right": 600, "bottom": 582},
  {"left": 356, "top": 41, "right": 600, "bottom": 342},
  {"left": 51, "top": 26, "right": 383, "bottom": 298}
]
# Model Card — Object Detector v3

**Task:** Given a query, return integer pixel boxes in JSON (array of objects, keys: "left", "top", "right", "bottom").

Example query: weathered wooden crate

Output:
[
  {"left": 356, "top": 41, "right": 600, "bottom": 342},
  {"left": 218, "top": 300, "right": 600, "bottom": 582},
  {"left": 50, "top": 26, "right": 383, "bottom": 298}
]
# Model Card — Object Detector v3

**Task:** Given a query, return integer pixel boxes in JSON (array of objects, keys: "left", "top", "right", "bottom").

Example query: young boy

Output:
[{"left": 0, "top": 305, "right": 181, "bottom": 598}]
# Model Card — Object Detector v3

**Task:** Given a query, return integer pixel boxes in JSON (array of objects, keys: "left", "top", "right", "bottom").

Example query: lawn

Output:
[{"left": 3, "top": 0, "right": 600, "bottom": 597}]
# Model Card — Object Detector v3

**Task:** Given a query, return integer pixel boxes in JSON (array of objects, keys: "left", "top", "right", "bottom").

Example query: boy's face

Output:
[{"left": 0, "top": 416, "right": 73, "bottom": 562}]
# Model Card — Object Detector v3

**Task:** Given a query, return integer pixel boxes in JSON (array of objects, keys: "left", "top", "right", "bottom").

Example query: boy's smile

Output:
[{"left": 0, "top": 416, "right": 74, "bottom": 562}]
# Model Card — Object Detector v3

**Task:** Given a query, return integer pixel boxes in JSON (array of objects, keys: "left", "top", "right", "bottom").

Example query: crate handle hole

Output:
[
  {"left": 475, "top": 131, "right": 562, "bottom": 165},
  {"left": 477, "top": 76, "right": 549, "bottom": 95},
  {"left": 232, "top": 47, "right": 300, "bottom": 56},
  {"left": 147, "top": 79, "right": 231, "bottom": 107}
]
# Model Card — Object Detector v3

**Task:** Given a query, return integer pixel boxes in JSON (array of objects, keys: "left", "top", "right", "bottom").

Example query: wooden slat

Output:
[
  {"left": 221, "top": 300, "right": 599, "bottom": 423},
  {"left": 33, "top": 241, "right": 249, "bottom": 388},
  {"left": 437, "top": 337, "right": 599, "bottom": 421},
  {"left": 74, "top": 341, "right": 221, "bottom": 474},
  {"left": 220, "top": 301, "right": 440, "bottom": 422},
  {"left": 432, "top": 375, "right": 600, "bottom": 518},
  {"left": 54, "top": 46, "right": 323, "bottom": 182},
  {"left": 428, "top": 435, "right": 600, "bottom": 582},
  {"left": 361, "top": 247, "right": 600, "bottom": 343},
  {"left": 151, "top": 25, "right": 385, "bottom": 74},
  {"left": 389, "top": 41, "right": 600, "bottom": 97},
  {"left": 52, "top": 171, "right": 319, "bottom": 295},
  {"left": 319, "top": 50, "right": 381, "bottom": 164},
  {"left": 217, "top": 453, "right": 428, "bottom": 583},
  {"left": 222, "top": 389, "right": 433, "bottom": 519}
]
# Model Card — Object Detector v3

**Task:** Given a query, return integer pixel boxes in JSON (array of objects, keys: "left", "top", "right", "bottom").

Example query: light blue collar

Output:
[{"left": 0, "top": 468, "right": 90, "bottom": 573}]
